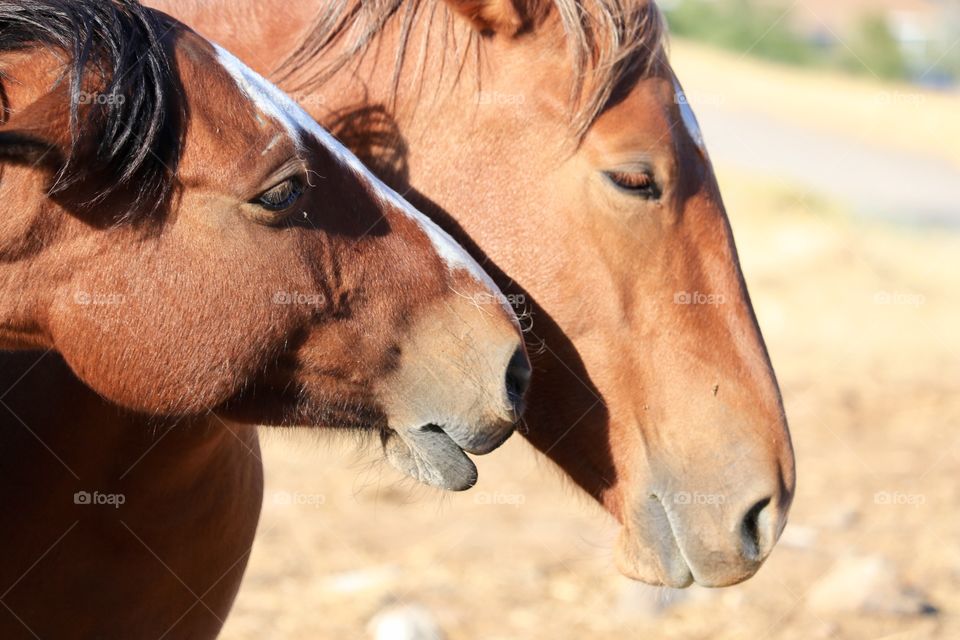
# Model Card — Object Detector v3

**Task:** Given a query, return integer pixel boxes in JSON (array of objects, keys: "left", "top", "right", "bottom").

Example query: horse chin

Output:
[
  {"left": 614, "top": 521, "right": 695, "bottom": 589},
  {"left": 381, "top": 425, "right": 478, "bottom": 491}
]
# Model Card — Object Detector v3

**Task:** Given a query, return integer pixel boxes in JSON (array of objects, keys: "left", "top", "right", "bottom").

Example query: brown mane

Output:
[{"left": 277, "top": 0, "right": 667, "bottom": 134}]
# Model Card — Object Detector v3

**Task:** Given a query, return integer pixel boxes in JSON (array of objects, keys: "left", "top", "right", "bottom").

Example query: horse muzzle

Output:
[{"left": 376, "top": 290, "right": 531, "bottom": 490}]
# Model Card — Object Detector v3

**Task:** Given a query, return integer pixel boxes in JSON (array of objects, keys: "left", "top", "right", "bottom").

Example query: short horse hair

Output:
[
  {"left": 0, "top": 0, "right": 182, "bottom": 218},
  {"left": 278, "top": 0, "right": 667, "bottom": 136}
]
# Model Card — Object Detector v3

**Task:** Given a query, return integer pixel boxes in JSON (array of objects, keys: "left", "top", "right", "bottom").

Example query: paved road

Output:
[{"left": 695, "top": 104, "right": 960, "bottom": 228}]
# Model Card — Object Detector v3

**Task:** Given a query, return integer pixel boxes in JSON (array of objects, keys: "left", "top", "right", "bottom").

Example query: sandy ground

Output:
[{"left": 219, "top": 45, "right": 960, "bottom": 640}]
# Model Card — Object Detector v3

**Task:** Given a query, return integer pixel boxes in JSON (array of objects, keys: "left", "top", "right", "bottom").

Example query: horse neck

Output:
[{"left": 0, "top": 351, "right": 261, "bottom": 508}]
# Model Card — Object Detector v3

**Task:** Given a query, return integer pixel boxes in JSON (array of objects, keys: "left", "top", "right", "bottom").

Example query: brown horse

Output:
[
  {"left": 0, "top": 1, "right": 530, "bottom": 637},
  {"left": 158, "top": 0, "right": 797, "bottom": 590}
]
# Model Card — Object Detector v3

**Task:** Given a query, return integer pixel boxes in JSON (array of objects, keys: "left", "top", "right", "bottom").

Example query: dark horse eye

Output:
[
  {"left": 255, "top": 177, "right": 304, "bottom": 211},
  {"left": 604, "top": 170, "right": 661, "bottom": 200}
]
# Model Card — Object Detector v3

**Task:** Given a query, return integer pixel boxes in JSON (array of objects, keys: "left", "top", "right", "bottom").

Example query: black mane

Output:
[{"left": 0, "top": 0, "right": 182, "bottom": 219}]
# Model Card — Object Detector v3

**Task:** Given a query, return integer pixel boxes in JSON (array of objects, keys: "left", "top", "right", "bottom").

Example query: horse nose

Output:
[
  {"left": 504, "top": 345, "right": 531, "bottom": 417},
  {"left": 738, "top": 496, "right": 776, "bottom": 562},
  {"left": 444, "top": 340, "right": 528, "bottom": 456},
  {"left": 680, "top": 481, "right": 790, "bottom": 587},
  {"left": 417, "top": 339, "right": 527, "bottom": 458}
]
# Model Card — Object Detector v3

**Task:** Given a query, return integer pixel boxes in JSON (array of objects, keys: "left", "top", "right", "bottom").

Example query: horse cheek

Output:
[{"left": 47, "top": 267, "right": 290, "bottom": 416}]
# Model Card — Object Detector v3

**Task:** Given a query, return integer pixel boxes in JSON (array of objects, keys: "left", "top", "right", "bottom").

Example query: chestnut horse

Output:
[
  {"left": 158, "top": 0, "right": 797, "bottom": 589},
  {"left": 0, "top": 1, "right": 529, "bottom": 637}
]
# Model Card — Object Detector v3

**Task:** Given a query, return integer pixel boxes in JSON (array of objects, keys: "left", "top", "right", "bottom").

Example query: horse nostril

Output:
[
  {"left": 739, "top": 496, "right": 772, "bottom": 561},
  {"left": 504, "top": 346, "right": 532, "bottom": 416}
]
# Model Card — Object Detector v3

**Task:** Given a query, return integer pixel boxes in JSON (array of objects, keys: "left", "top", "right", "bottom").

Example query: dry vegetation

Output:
[{"left": 669, "top": 39, "right": 960, "bottom": 170}]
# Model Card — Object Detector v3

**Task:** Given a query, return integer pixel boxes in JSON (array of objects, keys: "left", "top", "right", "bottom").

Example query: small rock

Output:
[
  {"left": 807, "top": 555, "right": 937, "bottom": 616},
  {"left": 617, "top": 582, "right": 688, "bottom": 617},
  {"left": 720, "top": 589, "right": 746, "bottom": 610},
  {"left": 506, "top": 609, "right": 538, "bottom": 630},
  {"left": 368, "top": 604, "right": 445, "bottom": 640},
  {"left": 820, "top": 504, "right": 860, "bottom": 530},
  {"left": 322, "top": 566, "right": 400, "bottom": 595},
  {"left": 780, "top": 524, "right": 819, "bottom": 550},
  {"left": 548, "top": 579, "right": 580, "bottom": 603}
]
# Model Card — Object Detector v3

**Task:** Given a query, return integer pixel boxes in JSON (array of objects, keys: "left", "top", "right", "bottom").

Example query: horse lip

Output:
[
  {"left": 654, "top": 496, "right": 697, "bottom": 580},
  {"left": 381, "top": 424, "right": 478, "bottom": 491},
  {"left": 425, "top": 421, "right": 516, "bottom": 456},
  {"left": 481, "top": 424, "right": 516, "bottom": 452},
  {"left": 379, "top": 417, "right": 514, "bottom": 491},
  {"left": 617, "top": 497, "right": 696, "bottom": 588},
  {"left": 657, "top": 565, "right": 695, "bottom": 589}
]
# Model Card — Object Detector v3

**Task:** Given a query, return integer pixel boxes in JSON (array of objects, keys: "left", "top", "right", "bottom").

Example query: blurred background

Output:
[{"left": 221, "top": 1, "right": 960, "bottom": 638}]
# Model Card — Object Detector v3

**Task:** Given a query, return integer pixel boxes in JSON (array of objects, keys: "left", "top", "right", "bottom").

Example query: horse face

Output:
[
  {"left": 385, "top": 0, "right": 795, "bottom": 585},
  {"left": 577, "top": 72, "right": 795, "bottom": 587},
  {"left": 0, "top": 27, "right": 529, "bottom": 491}
]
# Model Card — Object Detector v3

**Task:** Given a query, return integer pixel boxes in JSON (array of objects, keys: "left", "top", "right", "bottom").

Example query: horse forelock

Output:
[
  {"left": 554, "top": 0, "right": 668, "bottom": 135},
  {"left": 0, "top": 0, "right": 183, "bottom": 220},
  {"left": 277, "top": 0, "right": 667, "bottom": 137}
]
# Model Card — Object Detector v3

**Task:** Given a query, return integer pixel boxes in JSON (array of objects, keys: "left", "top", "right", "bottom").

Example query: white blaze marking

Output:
[
  {"left": 213, "top": 45, "right": 514, "bottom": 318},
  {"left": 673, "top": 78, "right": 708, "bottom": 155}
]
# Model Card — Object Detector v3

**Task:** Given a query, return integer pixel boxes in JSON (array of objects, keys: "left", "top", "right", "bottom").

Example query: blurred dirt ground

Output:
[{"left": 220, "top": 45, "right": 960, "bottom": 640}]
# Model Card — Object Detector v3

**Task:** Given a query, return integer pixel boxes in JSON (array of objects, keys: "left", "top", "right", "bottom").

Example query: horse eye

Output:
[
  {"left": 604, "top": 170, "right": 661, "bottom": 199},
  {"left": 255, "top": 177, "right": 304, "bottom": 211}
]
